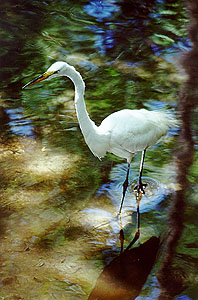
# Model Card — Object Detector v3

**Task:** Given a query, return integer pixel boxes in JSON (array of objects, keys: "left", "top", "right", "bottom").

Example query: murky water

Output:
[{"left": 0, "top": 1, "right": 197, "bottom": 299}]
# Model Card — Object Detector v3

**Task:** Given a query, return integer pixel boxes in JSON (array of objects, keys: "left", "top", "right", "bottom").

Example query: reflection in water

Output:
[
  {"left": 84, "top": 0, "right": 119, "bottom": 21},
  {"left": 84, "top": 0, "right": 120, "bottom": 55},
  {"left": 88, "top": 236, "right": 160, "bottom": 300},
  {"left": 97, "top": 163, "right": 168, "bottom": 213},
  {"left": 0, "top": 0, "right": 197, "bottom": 299},
  {"left": 157, "top": 2, "right": 197, "bottom": 298},
  {"left": 157, "top": 103, "right": 192, "bottom": 299},
  {"left": 5, "top": 108, "right": 34, "bottom": 137}
]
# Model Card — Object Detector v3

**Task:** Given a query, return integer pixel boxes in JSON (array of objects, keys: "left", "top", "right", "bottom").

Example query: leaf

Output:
[
  {"left": 159, "top": 9, "right": 177, "bottom": 15},
  {"left": 162, "top": 23, "right": 185, "bottom": 37},
  {"left": 152, "top": 34, "right": 175, "bottom": 45}
]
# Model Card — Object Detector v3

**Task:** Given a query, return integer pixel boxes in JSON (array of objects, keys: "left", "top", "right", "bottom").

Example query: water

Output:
[
  {"left": 5, "top": 108, "right": 34, "bottom": 137},
  {"left": 0, "top": 1, "right": 197, "bottom": 299},
  {"left": 96, "top": 162, "right": 172, "bottom": 213}
]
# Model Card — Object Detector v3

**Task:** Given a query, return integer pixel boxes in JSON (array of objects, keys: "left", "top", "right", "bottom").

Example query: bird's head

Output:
[{"left": 22, "top": 61, "right": 70, "bottom": 89}]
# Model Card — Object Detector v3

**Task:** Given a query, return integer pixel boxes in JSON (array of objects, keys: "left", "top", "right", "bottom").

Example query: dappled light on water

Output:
[
  {"left": 0, "top": 0, "right": 198, "bottom": 299},
  {"left": 97, "top": 162, "right": 177, "bottom": 214}
]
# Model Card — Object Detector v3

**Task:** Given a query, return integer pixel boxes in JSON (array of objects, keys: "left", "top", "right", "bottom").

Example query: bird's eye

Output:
[{"left": 53, "top": 70, "right": 60, "bottom": 75}]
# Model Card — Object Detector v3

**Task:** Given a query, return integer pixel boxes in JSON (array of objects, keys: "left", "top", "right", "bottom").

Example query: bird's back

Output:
[{"left": 98, "top": 109, "right": 175, "bottom": 162}]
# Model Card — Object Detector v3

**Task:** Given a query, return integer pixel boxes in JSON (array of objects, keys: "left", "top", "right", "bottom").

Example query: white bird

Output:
[{"left": 23, "top": 61, "right": 176, "bottom": 214}]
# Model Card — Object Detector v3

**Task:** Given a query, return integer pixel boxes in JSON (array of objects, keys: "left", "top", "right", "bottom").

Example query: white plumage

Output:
[
  {"left": 23, "top": 61, "right": 176, "bottom": 213},
  {"left": 95, "top": 108, "right": 173, "bottom": 162}
]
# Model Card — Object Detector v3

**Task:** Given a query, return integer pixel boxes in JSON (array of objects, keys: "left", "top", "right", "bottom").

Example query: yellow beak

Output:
[{"left": 22, "top": 71, "right": 55, "bottom": 89}]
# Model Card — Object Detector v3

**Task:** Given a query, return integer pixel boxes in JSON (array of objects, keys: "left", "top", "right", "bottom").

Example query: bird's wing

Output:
[{"left": 100, "top": 109, "right": 169, "bottom": 155}]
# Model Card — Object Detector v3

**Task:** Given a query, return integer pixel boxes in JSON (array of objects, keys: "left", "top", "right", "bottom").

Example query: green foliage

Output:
[
  {"left": 152, "top": 34, "right": 175, "bottom": 46},
  {"left": 188, "top": 152, "right": 198, "bottom": 184}
]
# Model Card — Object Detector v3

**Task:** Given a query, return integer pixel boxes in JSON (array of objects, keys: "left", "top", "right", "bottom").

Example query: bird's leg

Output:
[
  {"left": 119, "top": 228, "right": 124, "bottom": 253},
  {"left": 125, "top": 192, "right": 141, "bottom": 250},
  {"left": 134, "top": 149, "right": 147, "bottom": 194},
  {"left": 125, "top": 151, "right": 146, "bottom": 250},
  {"left": 119, "top": 163, "right": 130, "bottom": 214},
  {"left": 118, "top": 163, "right": 130, "bottom": 252}
]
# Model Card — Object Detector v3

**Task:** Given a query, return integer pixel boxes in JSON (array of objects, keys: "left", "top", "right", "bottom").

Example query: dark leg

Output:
[
  {"left": 119, "top": 163, "right": 130, "bottom": 214},
  {"left": 125, "top": 150, "right": 146, "bottom": 250},
  {"left": 118, "top": 163, "right": 130, "bottom": 252},
  {"left": 119, "top": 228, "right": 124, "bottom": 253},
  {"left": 125, "top": 192, "right": 141, "bottom": 250},
  {"left": 135, "top": 149, "right": 147, "bottom": 194}
]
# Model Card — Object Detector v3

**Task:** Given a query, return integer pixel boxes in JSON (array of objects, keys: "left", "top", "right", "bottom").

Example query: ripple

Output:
[{"left": 96, "top": 163, "right": 169, "bottom": 213}]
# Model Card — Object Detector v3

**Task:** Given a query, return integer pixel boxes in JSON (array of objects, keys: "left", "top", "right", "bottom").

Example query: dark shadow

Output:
[
  {"left": 156, "top": 1, "right": 198, "bottom": 299},
  {"left": 88, "top": 236, "right": 160, "bottom": 300}
]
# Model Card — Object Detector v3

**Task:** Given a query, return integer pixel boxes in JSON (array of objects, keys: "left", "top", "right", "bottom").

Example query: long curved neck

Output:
[{"left": 66, "top": 66, "right": 98, "bottom": 140}]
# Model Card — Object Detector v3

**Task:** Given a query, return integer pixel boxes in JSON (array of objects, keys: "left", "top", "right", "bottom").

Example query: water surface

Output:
[{"left": 0, "top": 1, "right": 197, "bottom": 299}]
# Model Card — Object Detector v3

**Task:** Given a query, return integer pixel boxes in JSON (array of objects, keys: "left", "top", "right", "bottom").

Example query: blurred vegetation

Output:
[
  {"left": 0, "top": 0, "right": 188, "bottom": 211},
  {"left": 0, "top": 0, "right": 189, "bottom": 191},
  {"left": 1, "top": 0, "right": 187, "bottom": 101}
]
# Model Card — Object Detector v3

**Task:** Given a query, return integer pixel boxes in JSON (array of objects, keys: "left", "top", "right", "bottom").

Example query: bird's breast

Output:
[{"left": 84, "top": 127, "right": 110, "bottom": 159}]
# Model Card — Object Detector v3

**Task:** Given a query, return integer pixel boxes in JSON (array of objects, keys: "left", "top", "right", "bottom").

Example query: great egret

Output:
[{"left": 23, "top": 61, "right": 176, "bottom": 214}]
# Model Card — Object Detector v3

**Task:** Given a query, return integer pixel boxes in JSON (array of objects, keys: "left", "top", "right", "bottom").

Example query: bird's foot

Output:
[{"left": 134, "top": 181, "right": 147, "bottom": 195}]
